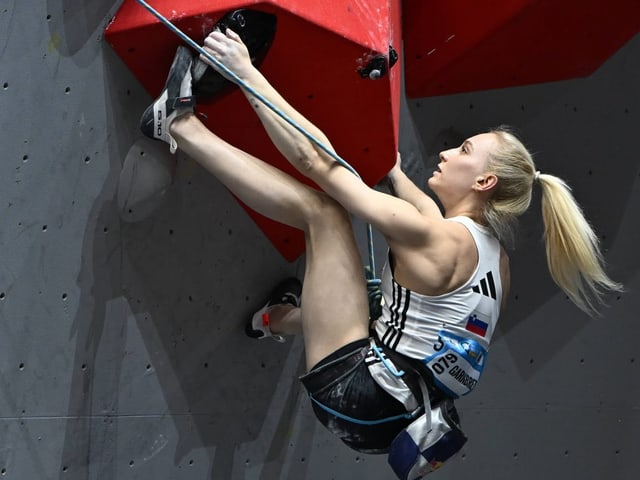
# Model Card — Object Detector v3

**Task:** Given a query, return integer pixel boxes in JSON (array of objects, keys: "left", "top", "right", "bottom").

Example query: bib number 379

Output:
[{"left": 423, "top": 330, "right": 488, "bottom": 398}]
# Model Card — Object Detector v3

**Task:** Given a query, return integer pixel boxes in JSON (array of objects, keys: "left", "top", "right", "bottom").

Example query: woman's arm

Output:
[
  {"left": 202, "top": 30, "right": 434, "bottom": 244},
  {"left": 202, "top": 29, "right": 335, "bottom": 172},
  {"left": 386, "top": 152, "right": 443, "bottom": 219}
]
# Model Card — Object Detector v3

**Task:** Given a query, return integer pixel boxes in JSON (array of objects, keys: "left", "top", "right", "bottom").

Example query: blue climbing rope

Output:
[{"left": 136, "top": 0, "right": 383, "bottom": 319}]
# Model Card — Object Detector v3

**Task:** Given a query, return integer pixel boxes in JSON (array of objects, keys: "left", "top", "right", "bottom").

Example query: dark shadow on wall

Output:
[
  {"left": 56, "top": 44, "right": 134, "bottom": 480},
  {"left": 59, "top": 37, "right": 304, "bottom": 480},
  {"left": 46, "top": 0, "right": 122, "bottom": 64},
  {"left": 117, "top": 168, "right": 303, "bottom": 478}
]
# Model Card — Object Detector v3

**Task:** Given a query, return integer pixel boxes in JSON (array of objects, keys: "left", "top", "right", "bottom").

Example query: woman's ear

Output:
[{"left": 474, "top": 173, "right": 498, "bottom": 192}]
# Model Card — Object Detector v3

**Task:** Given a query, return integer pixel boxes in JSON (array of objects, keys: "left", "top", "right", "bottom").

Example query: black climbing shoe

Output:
[
  {"left": 140, "top": 45, "right": 195, "bottom": 154},
  {"left": 246, "top": 277, "right": 302, "bottom": 342}
]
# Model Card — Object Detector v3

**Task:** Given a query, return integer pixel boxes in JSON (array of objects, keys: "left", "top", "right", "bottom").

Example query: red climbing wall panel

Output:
[
  {"left": 402, "top": 0, "right": 640, "bottom": 98},
  {"left": 105, "top": 0, "right": 402, "bottom": 261}
]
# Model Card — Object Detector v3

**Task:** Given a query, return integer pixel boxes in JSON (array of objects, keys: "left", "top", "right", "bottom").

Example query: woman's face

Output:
[{"left": 428, "top": 132, "right": 498, "bottom": 202}]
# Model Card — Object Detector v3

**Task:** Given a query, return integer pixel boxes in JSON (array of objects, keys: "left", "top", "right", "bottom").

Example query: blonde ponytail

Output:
[
  {"left": 485, "top": 127, "right": 622, "bottom": 316},
  {"left": 538, "top": 173, "right": 623, "bottom": 315}
]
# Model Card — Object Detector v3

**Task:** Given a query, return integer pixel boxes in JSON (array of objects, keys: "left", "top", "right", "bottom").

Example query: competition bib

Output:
[{"left": 422, "top": 330, "right": 488, "bottom": 398}]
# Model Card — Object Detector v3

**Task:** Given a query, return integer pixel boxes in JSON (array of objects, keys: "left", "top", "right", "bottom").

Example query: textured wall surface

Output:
[{"left": 0, "top": 1, "right": 638, "bottom": 479}]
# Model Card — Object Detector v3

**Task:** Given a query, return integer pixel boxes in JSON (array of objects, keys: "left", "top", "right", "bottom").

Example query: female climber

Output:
[{"left": 140, "top": 27, "right": 621, "bottom": 463}]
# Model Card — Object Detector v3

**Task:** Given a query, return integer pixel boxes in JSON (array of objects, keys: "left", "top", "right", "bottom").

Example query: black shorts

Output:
[{"left": 299, "top": 338, "right": 414, "bottom": 454}]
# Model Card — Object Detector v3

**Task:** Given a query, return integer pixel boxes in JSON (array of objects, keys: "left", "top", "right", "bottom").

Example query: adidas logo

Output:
[{"left": 471, "top": 271, "right": 496, "bottom": 300}]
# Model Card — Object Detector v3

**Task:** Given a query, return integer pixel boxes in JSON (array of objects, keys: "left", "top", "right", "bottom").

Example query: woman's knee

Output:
[{"left": 302, "top": 191, "right": 350, "bottom": 230}]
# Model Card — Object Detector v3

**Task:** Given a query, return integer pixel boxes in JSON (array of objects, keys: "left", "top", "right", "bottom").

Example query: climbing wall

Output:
[
  {"left": 402, "top": 0, "right": 640, "bottom": 97},
  {"left": 105, "top": 0, "right": 403, "bottom": 261},
  {"left": 0, "top": 0, "right": 638, "bottom": 479}
]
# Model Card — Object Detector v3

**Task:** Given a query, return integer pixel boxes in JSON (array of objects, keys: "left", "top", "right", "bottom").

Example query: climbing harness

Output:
[{"left": 136, "top": 0, "right": 384, "bottom": 319}]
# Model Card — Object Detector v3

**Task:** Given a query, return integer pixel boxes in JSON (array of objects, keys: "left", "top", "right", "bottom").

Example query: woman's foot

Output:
[
  {"left": 140, "top": 46, "right": 195, "bottom": 154},
  {"left": 247, "top": 278, "right": 302, "bottom": 342}
]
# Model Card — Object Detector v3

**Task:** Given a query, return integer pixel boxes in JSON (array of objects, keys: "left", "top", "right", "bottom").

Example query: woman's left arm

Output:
[
  {"left": 202, "top": 29, "right": 337, "bottom": 173},
  {"left": 202, "top": 30, "right": 433, "bottom": 244}
]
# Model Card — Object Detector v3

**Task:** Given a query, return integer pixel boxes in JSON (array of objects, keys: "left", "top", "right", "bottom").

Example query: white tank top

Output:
[{"left": 373, "top": 216, "right": 502, "bottom": 398}]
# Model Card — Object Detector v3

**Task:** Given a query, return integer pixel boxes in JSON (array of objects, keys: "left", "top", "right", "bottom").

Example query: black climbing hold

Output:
[
  {"left": 358, "top": 45, "right": 398, "bottom": 80},
  {"left": 192, "top": 9, "right": 277, "bottom": 102}
]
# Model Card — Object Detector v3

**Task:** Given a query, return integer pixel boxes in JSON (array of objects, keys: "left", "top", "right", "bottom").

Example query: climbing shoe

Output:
[
  {"left": 246, "top": 277, "right": 302, "bottom": 342},
  {"left": 140, "top": 45, "right": 195, "bottom": 154}
]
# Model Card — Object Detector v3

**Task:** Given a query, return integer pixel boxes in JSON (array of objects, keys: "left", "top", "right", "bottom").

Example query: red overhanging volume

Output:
[
  {"left": 106, "top": 1, "right": 639, "bottom": 260},
  {"left": 105, "top": 0, "right": 403, "bottom": 261},
  {"left": 402, "top": 0, "right": 640, "bottom": 98}
]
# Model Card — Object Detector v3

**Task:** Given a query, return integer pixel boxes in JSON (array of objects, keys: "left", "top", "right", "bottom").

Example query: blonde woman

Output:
[{"left": 140, "top": 27, "right": 621, "bottom": 463}]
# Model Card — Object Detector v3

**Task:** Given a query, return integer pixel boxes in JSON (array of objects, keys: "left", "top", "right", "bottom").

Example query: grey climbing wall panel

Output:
[{"left": 0, "top": 0, "right": 638, "bottom": 479}]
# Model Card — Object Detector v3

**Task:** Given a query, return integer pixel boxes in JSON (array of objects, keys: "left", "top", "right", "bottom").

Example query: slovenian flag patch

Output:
[{"left": 465, "top": 314, "right": 488, "bottom": 337}]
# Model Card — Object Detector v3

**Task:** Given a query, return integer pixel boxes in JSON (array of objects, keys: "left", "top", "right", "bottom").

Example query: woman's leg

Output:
[
  {"left": 297, "top": 200, "right": 371, "bottom": 368},
  {"left": 171, "top": 114, "right": 370, "bottom": 369}
]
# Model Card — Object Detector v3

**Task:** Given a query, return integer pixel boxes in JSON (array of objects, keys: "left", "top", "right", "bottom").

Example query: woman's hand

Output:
[
  {"left": 384, "top": 152, "right": 403, "bottom": 196},
  {"left": 387, "top": 152, "right": 403, "bottom": 181},
  {"left": 201, "top": 28, "right": 254, "bottom": 82},
  {"left": 393, "top": 151, "right": 402, "bottom": 172}
]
